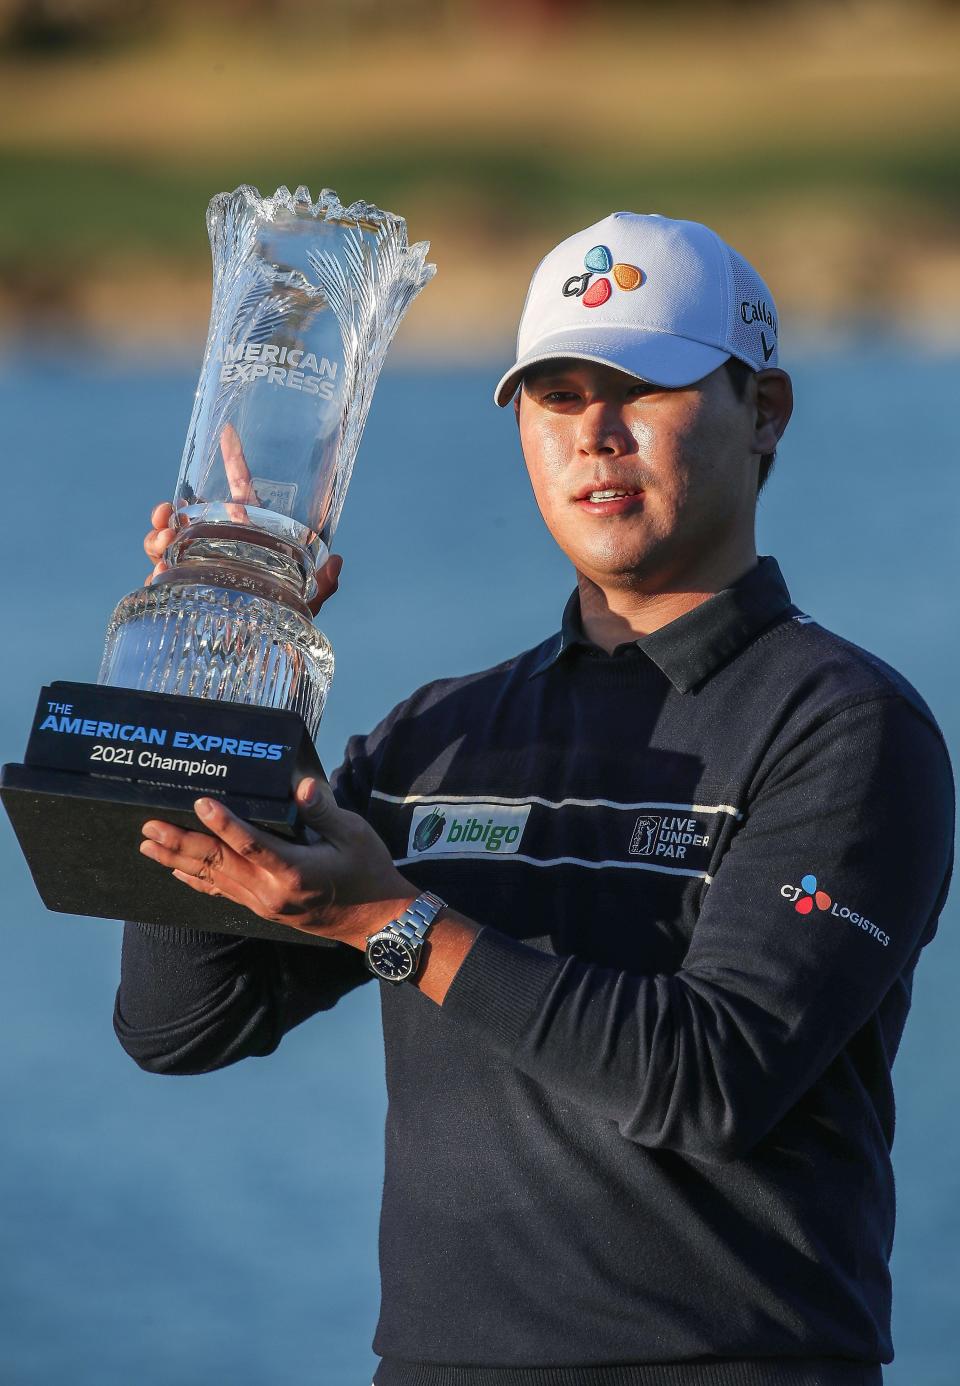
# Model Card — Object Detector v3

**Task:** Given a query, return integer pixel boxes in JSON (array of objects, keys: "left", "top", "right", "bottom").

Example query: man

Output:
[{"left": 119, "top": 213, "right": 955, "bottom": 1386}]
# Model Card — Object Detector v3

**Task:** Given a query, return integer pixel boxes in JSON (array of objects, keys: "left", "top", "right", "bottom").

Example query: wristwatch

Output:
[{"left": 364, "top": 891, "right": 447, "bottom": 984}]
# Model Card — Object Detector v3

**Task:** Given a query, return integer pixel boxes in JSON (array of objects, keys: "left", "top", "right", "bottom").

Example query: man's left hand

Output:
[{"left": 139, "top": 777, "right": 417, "bottom": 950}]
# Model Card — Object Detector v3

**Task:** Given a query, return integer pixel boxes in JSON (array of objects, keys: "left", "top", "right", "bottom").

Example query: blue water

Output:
[{"left": 0, "top": 350, "right": 957, "bottom": 1384}]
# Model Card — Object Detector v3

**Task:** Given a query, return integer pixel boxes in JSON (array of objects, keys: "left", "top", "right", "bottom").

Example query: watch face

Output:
[{"left": 368, "top": 934, "right": 416, "bottom": 982}]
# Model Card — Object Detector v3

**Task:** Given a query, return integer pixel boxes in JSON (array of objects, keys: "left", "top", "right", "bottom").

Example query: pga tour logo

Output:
[
  {"left": 629, "top": 813, "right": 711, "bottom": 861},
  {"left": 408, "top": 802, "right": 532, "bottom": 857}
]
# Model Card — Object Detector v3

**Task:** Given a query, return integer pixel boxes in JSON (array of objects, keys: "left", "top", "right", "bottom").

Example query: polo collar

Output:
[{"left": 529, "top": 555, "right": 796, "bottom": 693}]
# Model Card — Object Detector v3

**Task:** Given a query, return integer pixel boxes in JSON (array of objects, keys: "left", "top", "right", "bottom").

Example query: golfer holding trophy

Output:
[
  {"left": 2, "top": 183, "right": 440, "bottom": 959},
  {"left": 8, "top": 194, "right": 952, "bottom": 1385}
]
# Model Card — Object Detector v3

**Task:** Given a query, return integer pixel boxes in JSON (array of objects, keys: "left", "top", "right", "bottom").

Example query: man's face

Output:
[{"left": 516, "top": 358, "right": 762, "bottom": 593}]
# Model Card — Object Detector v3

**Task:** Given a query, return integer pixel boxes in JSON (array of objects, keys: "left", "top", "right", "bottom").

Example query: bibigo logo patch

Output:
[
  {"left": 408, "top": 802, "right": 532, "bottom": 857},
  {"left": 562, "top": 244, "right": 644, "bottom": 308}
]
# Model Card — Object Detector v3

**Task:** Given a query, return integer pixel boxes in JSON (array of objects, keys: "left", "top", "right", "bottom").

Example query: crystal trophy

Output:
[
  {"left": 102, "top": 183, "right": 435, "bottom": 738},
  {"left": 1, "top": 185, "right": 435, "bottom": 941}
]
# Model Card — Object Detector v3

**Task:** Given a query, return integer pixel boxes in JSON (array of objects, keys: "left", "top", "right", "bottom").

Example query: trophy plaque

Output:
[{"left": 1, "top": 184, "right": 435, "bottom": 943}]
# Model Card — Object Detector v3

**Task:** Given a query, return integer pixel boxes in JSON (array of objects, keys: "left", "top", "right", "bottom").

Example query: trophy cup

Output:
[{"left": 1, "top": 184, "right": 435, "bottom": 942}]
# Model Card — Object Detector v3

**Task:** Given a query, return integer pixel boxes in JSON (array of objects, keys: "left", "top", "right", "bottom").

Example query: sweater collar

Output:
[{"left": 529, "top": 555, "right": 797, "bottom": 693}]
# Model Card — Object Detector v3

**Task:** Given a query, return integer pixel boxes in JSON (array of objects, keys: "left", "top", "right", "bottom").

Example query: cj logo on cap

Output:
[{"left": 562, "top": 244, "right": 644, "bottom": 308}]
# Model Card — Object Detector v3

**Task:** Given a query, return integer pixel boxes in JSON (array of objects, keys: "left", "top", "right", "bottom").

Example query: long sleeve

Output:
[
  {"left": 113, "top": 728, "right": 383, "bottom": 1075},
  {"left": 113, "top": 924, "right": 370, "bottom": 1074},
  {"left": 440, "top": 694, "right": 955, "bottom": 1164}
]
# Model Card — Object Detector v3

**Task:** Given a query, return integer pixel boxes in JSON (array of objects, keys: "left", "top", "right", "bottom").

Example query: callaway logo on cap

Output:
[{"left": 494, "top": 211, "right": 780, "bottom": 406}]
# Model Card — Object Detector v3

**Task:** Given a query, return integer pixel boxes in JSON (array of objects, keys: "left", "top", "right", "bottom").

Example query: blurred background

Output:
[
  {"left": 1, "top": 0, "right": 959, "bottom": 354},
  {"left": 0, "top": 2, "right": 957, "bottom": 1383}
]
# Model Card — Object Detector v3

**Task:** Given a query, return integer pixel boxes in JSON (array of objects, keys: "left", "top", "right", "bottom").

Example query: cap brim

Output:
[{"left": 493, "top": 327, "right": 731, "bottom": 406}]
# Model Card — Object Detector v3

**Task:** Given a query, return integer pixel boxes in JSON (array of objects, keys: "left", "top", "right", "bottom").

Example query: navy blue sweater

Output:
[{"left": 115, "top": 556, "right": 955, "bottom": 1386}]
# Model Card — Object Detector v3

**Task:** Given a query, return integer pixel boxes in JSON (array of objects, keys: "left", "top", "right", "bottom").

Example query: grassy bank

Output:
[{"left": 1, "top": 7, "right": 958, "bottom": 349}]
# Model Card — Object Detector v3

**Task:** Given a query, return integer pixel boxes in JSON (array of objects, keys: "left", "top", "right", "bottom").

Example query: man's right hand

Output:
[{"left": 143, "top": 501, "right": 343, "bottom": 618}]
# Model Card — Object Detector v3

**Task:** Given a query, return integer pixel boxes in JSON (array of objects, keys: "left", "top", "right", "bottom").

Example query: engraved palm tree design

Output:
[{"left": 307, "top": 215, "right": 433, "bottom": 540}]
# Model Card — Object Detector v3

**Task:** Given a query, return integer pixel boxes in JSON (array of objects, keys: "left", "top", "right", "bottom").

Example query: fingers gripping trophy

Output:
[{"left": 1, "top": 185, "right": 435, "bottom": 939}]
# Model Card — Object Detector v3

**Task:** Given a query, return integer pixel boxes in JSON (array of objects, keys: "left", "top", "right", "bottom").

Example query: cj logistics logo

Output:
[
  {"left": 789, "top": 872, "right": 832, "bottom": 915},
  {"left": 780, "top": 871, "right": 890, "bottom": 947},
  {"left": 562, "top": 244, "right": 644, "bottom": 308}
]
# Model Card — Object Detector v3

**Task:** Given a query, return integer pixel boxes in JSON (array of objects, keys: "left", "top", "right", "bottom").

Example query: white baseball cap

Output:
[{"left": 494, "top": 211, "right": 780, "bottom": 406}]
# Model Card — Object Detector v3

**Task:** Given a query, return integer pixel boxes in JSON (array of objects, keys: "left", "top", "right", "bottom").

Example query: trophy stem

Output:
[{"left": 166, "top": 521, "right": 322, "bottom": 608}]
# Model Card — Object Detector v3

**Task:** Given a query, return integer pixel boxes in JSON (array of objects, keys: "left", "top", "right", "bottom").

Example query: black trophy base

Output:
[{"left": 1, "top": 681, "right": 334, "bottom": 947}]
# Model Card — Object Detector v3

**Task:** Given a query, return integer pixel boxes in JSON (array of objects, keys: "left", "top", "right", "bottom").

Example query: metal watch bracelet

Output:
[{"left": 390, "top": 890, "right": 446, "bottom": 947}]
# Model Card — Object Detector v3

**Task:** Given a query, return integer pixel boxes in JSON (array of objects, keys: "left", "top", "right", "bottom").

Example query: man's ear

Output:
[
  {"left": 514, "top": 389, "right": 522, "bottom": 429},
  {"left": 753, "top": 369, "right": 793, "bottom": 454}
]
